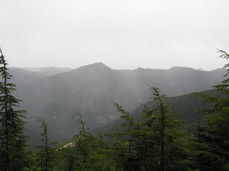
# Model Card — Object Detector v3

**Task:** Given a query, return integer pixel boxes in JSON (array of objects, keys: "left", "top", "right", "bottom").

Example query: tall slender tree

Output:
[
  {"left": 36, "top": 118, "right": 56, "bottom": 171},
  {"left": 0, "top": 48, "right": 27, "bottom": 171},
  {"left": 112, "top": 103, "right": 142, "bottom": 171},
  {"left": 192, "top": 50, "right": 229, "bottom": 170},
  {"left": 148, "top": 87, "right": 184, "bottom": 171}
]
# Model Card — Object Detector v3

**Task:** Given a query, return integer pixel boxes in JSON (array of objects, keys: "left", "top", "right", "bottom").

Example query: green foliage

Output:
[
  {"left": 188, "top": 50, "right": 229, "bottom": 171},
  {"left": 142, "top": 87, "right": 187, "bottom": 171},
  {"left": 111, "top": 87, "right": 187, "bottom": 171},
  {"left": 52, "top": 111, "right": 117, "bottom": 171},
  {"left": 35, "top": 118, "right": 56, "bottom": 171},
  {"left": 20, "top": 49, "right": 229, "bottom": 170},
  {"left": 0, "top": 48, "right": 27, "bottom": 171},
  {"left": 1, "top": 48, "right": 228, "bottom": 170}
]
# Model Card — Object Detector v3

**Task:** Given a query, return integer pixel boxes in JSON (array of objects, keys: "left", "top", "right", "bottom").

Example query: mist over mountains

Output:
[{"left": 10, "top": 63, "right": 225, "bottom": 144}]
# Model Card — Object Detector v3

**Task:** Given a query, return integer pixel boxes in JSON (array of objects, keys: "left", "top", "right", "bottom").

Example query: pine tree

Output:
[
  {"left": 111, "top": 87, "right": 186, "bottom": 171},
  {"left": 112, "top": 103, "right": 142, "bottom": 171},
  {"left": 73, "top": 110, "right": 96, "bottom": 170},
  {"left": 0, "top": 48, "right": 27, "bottom": 171},
  {"left": 145, "top": 87, "right": 185, "bottom": 171},
  {"left": 192, "top": 50, "right": 229, "bottom": 170},
  {"left": 36, "top": 118, "right": 56, "bottom": 171}
]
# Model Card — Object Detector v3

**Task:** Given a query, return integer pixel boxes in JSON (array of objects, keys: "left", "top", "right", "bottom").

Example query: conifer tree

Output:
[
  {"left": 146, "top": 87, "right": 185, "bottom": 171},
  {"left": 36, "top": 118, "right": 56, "bottom": 171},
  {"left": 73, "top": 110, "right": 94, "bottom": 170},
  {"left": 112, "top": 87, "right": 186, "bottom": 171},
  {"left": 0, "top": 48, "right": 27, "bottom": 171},
  {"left": 192, "top": 50, "right": 229, "bottom": 170},
  {"left": 112, "top": 103, "right": 142, "bottom": 171}
]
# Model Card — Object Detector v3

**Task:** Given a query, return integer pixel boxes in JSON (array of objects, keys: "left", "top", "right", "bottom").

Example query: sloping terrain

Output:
[
  {"left": 9, "top": 63, "right": 225, "bottom": 145},
  {"left": 98, "top": 89, "right": 218, "bottom": 135}
]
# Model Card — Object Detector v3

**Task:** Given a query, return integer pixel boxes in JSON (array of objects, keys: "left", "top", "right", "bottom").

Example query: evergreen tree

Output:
[
  {"left": 191, "top": 50, "right": 229, "bottom": 171},
  {"left": 0, "top": 48, "right": 27, "bottom": 171},
  {"left": 144, "top": 87, "right": 186, "bottom": 171},
  {"left": 112, "top": 103, "right": 142, "bottom": 171},
  {"left": 112, "top": 87, "right": 186, "bottom": 171},
  {"left": 36, "top": 118, "right": 56, "bottom": 171},
  {"left": 73, "top": 110, "right": 90, "bottom": 170}
]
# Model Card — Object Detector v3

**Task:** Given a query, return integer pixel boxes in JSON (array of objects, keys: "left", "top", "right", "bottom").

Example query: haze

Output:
[{"left": 1, "top": 0, "right": 229, "bottom": 70}]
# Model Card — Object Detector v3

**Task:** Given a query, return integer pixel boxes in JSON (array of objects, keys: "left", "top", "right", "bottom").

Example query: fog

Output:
[{"left": 1, "top": 0, "right": 229, "bottom": 70}]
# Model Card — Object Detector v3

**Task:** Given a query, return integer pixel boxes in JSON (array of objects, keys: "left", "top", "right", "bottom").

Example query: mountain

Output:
[
  {"left": 9, "top": 63, "right": 225, "bottom": 146},
  {"left": 10, "top": 66, "right": 72, "bottom": 78},
  {"left": 23, "top": 66, "right": 72, "bottom": 77}
]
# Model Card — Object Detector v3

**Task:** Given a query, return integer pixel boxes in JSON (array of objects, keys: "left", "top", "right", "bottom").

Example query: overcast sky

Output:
[{"left": 0, "top": 0, "right": 229, "bottom": 70}]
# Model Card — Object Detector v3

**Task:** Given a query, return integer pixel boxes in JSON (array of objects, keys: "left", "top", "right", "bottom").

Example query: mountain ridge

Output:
[
  {"left": 9, "top": 63, "right": 226, "bottom": 145},
  {"left": 11, "top": 62, "right": 222, "bottom": 73}
]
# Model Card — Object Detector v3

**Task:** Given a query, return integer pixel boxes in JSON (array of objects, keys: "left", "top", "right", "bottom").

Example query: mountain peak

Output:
[
  {"left": 90, "top": 62, "right": 110, "bottom": 68},
  {"left": 78, "top": 62, "right": 111, "bottom": 71},
  {"left": 169, "top": 66, "right": 196, "bottom": 71}
]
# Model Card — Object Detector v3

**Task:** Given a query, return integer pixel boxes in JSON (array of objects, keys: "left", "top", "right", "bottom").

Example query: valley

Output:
[{"left": 10, "top": 63, "right": 225, "bottom": 145}]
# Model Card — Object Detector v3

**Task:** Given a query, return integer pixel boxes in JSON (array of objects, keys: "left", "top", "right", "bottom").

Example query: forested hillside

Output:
[
  {"left": 10, "top": 63, "right": 225, "bottom": 144},
  {"left": 0, "top": 49, "right": 229, "bottom": 170},
  {"left": 98, "top": 89, "right": 218, "bottom": 135},
  {"left": 1, "top": 0, "right": 228, "bottom": 170}
]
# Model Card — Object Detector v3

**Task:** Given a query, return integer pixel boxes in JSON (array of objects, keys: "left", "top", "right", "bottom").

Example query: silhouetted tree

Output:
[
  {"left": 112, "top": 87, "right": 186, "bottom": 171},
  {"left": 36, "top": 118, "right": 56, "bottom": 171},
  {"left": 112, "top": 103, "right": 142, "bottom": 171},
  {"left": 145, "top": 87, "right": 185, "bottom": 171},
  {"left": 0, "top": 48, "right": 27, "bottom": 171},
  {"left": 191, "top": 50, "right": 229, "bottom": 171}
]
